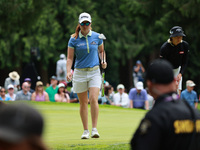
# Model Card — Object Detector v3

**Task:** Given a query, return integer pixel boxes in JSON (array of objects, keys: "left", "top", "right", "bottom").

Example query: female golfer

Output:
[
  {"left": 160, "top": 26, "right": 189, "bottom": 95},
  {"left": 66, "top": 12, "right": 107, "bottom": 139}
]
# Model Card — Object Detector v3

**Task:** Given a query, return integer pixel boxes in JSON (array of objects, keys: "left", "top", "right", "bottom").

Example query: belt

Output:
[{"left": 76, "top": 66, "right": 99, "bottom": 71}]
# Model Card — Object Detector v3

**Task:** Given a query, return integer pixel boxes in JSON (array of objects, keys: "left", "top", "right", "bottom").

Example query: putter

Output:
[{"left": 98, "top": 34, "right": 106, "bottom": 97}]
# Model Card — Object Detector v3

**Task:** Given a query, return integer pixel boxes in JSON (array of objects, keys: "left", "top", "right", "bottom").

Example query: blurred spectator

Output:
[
  {"left": 133, "top": 60, "right": 145, "bottom": 87},
  {"left": 24, "top": 78, "right": 35, "bottom": 93},
  {"left": 46, "top": 83, "right": 50, "bottom": 87},
  {"left": 15, "top": 82, "right": 32, "bottom": 101},
  {"left": 56, "top": 54, "right": 67, "bottom": 83},
  {"left": 60, "top": 81, "right": 69, "bottom": 94},
  {"left": 181, "top": 80, "right": 198, "bottom": 109},
  {"left": 129, "top": 82, "right": 149, "bottom": 110},
  {"left": 55, "top": 83, "right": 70, "bottom": 102},
  {"left": 0, "top": 103, "right": 48, "bottom": 150},
  {"left": 5, "top": 84, "right": 16, "bottom": 101},
  {"left": 104, "top": 85, "right": 114, "bottom": 105},
  {"left": 146, "top": 88, "right": 154, "bottom": 110},
  {"left": 0, "top": 87, "right": 11, "bottom": 101},
  {"left": 31, "top": 81, "right": 49, "bottom": 102},
  {"left": 4, "top": 71, "right": 20, "bottom": 93},
  {"left": 113, "top": 84, "right": 129, "bottom": 108},
  {"left": 45, "top": 76, "right": 58, "bottom": 102},
  {"left": 70, "top": 88, "right": 79, "bottom": 103}
]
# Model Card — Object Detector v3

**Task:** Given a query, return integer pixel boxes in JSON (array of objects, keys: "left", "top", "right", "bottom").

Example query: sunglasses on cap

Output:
[{"left": 80, "top": 22, "right": 90, "bottom": 26}]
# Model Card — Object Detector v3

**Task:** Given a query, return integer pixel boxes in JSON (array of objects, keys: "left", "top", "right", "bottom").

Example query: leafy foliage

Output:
[{"left": 0, "top": 0, "right": 200, "bottom": 91}]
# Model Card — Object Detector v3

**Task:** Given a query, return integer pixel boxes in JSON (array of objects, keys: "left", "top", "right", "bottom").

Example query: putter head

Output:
[{"left": 99, "top": 33, "right": 106, "bottom": 40}]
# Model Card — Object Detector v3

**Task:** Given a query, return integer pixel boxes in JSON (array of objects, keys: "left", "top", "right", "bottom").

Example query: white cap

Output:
[
  {"left": 60, "top": 54, "right": 65, "bottom": 59},
  {"left": 58, "top": 83, "right": 65, "bottom": 88},
  {"left": 105, "top": 81, "right": 109, "bottom": 86},
  {"left": 136, "top": 82, "right": 144, "bottom": 90},
  {"left": 186, "top": 80, "right": 196, "bottom": 87},
  {"left": 79, "top": 12, "right": 91, "bottom": 23},
  {"left": 7, "top": 84, "right": 14, "bottom": 89},
  {"left": 117, "top": 84, "right": 124, "bottom": 90}
]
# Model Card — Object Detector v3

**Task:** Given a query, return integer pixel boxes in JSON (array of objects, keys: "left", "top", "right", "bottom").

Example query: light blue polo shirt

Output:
[
  {"left": 68, "top": 30, "right": 103, "bottom": 68},
  {"left": 129, "top": 88, "right": 148, "bottom": 108},
  {"left": 181, "top": 89, "right": 198, "bottom": 107}
]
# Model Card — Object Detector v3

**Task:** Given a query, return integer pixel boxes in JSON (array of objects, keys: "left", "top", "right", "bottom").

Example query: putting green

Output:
[{"left": 30, "top": 102, "right": 147, "bottom": 149}]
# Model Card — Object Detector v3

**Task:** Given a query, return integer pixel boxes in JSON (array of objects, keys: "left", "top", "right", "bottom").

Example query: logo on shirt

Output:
[
  {"left": 179, "top": 51, "right": 184, "bottom": 54},
  {"left": 91, "top": 41, "right": 97, "bottom": 45},
  {"left": 77, "top": 43, "right": 86, "bottom": 47}
]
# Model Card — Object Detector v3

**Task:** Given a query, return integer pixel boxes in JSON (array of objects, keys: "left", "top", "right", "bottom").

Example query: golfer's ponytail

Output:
[{"left": 72, "top": 24, "right": 80, "bottom": 39}]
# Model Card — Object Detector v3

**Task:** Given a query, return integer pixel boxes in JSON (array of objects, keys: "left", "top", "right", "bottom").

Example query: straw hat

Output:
[{"left": 9, "top": 71, "right": 20, "bottom": 80}]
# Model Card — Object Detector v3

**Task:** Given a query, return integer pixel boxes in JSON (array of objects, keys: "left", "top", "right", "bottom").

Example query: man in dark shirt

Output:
[
  {"left": 160, "top": 26, "right": 189, "bottom": 95},
  {"left": 131, "top": 59, "right": 200, "bottom": 150}
]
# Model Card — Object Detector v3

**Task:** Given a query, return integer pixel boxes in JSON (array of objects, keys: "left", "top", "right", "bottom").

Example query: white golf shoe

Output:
[
  {"left": 81, "top": 130, "right": 90, "bottom": 139},
  {"left": 91, "top": 128, "right": 100, "bottom": 138}
]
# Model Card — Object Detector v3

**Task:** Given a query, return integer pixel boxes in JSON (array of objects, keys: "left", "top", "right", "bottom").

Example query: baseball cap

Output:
[
  {"left": 136, "top": 60, "right": 141, "bottom": 64},
  {"left": 36, "top": 81, "right": 43, "bottom": 86},
  {"left": 0, "top": 103, "right": 44, "bottom": 143},
  {"left": 60, "top": 54, "right": 65, "bottom": 59},
  {"left": 136, "top": 82, "right": 144, "bottom": 90},
  {"left": 50, "top": 75, "right": 57, "bottom": 80},
  {"left": 146, "top": 59, "right": 174, "bottom": 84},
  {"left": 24, "top": 78, "right": 31, "bottom": 82},
  {"left": 79, "top": 12, "right": 92, "bottom": 23},
  {"left": 169, "top": 26, "right": 186, "bottom": 38},
  {"left": 7, "top": 84, "right": 14, "bottom": 89},
  {"left": 117, "top": 84, "right": 124, "bottom": 90},
  {"left": 186, "top": 80, "right": 196, "bottom": 87},
  {"left": 58, "top": 83, "right": 65, "bottom": 88}
]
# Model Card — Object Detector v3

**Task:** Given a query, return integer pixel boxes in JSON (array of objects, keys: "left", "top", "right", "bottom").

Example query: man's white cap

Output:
[
  {"left": 7, "top": 84, "right": 14, "bottom": 89},
  {"left": 60, "top": 54, "right": 65, "bottom": 59},
  {"left": 117, "top": 84, "right": 124, "bottom": 90},
  {"left": 79, "top": 12, "right": 92, "bottom": 23},
  {"left": 186, "top": 80, "right": 196, "bottom": 87},
  {"left": 136, "top": 82, "right": 144, "bottom": 90}
]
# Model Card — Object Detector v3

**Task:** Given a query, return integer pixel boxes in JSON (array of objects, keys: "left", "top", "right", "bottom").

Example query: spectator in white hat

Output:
[
  {"left": 0, "top": 87, "right": 11, "bottom": 101},
  {"left": 4, "top": 71, "right": 20, "bottom": 94},
  {"left": 5, "top": 84, "right": 16, "bottom": 101},
  {"left": 181, "top": 80, "right": 198, "bottom": 108},
  {"left": 54, "top": 83, "right": 70, "bottom": 103},
  {"left": 113, "top": 84, "right": 129, "bottom": 108},
  {"left": 129, "top": 82, "right": 149, "bottom": 110}
]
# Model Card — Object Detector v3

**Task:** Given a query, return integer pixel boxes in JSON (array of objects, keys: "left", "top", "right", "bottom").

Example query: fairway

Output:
[{"left": 30, "top": 102, "right": 147, "bottom": 150}]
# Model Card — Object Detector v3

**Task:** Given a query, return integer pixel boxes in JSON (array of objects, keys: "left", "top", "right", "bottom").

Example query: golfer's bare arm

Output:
[
  {"left": 67, "top": 47, "right": 74, "bottom": 74},
  {"left": 98, "top": 44, "right": 105, "bottom": 62}
]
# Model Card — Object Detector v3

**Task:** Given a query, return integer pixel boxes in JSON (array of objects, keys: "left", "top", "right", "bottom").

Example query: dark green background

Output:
[{"left": 0, "top": 0, "right": 200, "bottom": 94}]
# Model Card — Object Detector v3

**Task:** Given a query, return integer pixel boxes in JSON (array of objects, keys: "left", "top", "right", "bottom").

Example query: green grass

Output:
[{"left": 28, "top": 102, "right": 147, "bottom": 150}]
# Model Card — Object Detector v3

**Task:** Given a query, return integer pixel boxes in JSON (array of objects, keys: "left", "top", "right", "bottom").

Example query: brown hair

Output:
[
  {"left": 71, "top": 24, "right": 81, "bottom": 39},
  {"left": 71, "top": 24, "right": 92, "bottom": 39}
]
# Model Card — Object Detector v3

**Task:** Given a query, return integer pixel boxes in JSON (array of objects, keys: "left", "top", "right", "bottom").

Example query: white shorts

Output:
[
  {"left": 72, "top": 68, "right": 101, "bottom": 93},
  {"left": 173, "top": 67, "right": 182, "bottom": 90}
]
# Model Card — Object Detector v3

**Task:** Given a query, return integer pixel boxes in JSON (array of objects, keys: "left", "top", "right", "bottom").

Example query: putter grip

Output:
[{"left": 101, "top": 72, "right": 105, "bottom": 97}]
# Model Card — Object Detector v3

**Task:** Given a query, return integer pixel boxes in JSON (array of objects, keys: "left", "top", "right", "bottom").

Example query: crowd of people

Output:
[
  {"left": 0, "top": 65, "right": 198, "bottom": 111},
  {"left": 0, "top": 71, "right": 78, "bottom": 103}
]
